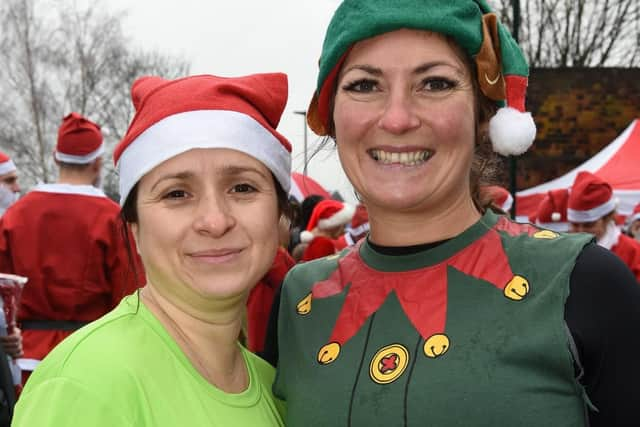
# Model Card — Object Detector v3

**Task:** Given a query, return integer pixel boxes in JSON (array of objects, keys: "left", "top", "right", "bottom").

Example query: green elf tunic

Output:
[{"left": 274, "top": 210, "right": 592, "bottom": 427}]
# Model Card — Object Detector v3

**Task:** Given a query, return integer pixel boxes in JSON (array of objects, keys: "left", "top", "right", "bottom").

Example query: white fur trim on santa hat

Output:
[
  {"left": 0, "top": 159, "right": 16, "bottom": 176},
  {"left": 300, "top": 230, "right": 315, "bottom": 243},
  {"left": 489, "top": 107, "right": 537, "bottom": 156},
  {"left": 117, "top": 110, "right": 292, "bottom": 205},
  {"left": 318, "top": 203, "right": 355, "bottom": 230},
  {"left": 626, "top": 213, "right": 640, "bottom": 228},
  {"left": 54, "top": 145, "right": 104, "bottom": 165},
  {"left": 567, "top": 198, "right": 617, "bottom": 223}
]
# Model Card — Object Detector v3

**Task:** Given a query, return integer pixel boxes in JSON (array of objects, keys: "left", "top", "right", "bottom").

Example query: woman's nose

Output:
[
  {"left": 193, "top": 195, "right": 236, "bottom": 237},
  {"left": 377, "top": 91, "right": 420, "bottom": 134}
]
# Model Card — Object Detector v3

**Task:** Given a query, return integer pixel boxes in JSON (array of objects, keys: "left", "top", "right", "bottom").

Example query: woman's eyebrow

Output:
[
  {"left": 218, "top": 165, "right": 269, "bottom": 180},
  {"left": 149, "top": 171, "right": 194, "bottom": 193}
]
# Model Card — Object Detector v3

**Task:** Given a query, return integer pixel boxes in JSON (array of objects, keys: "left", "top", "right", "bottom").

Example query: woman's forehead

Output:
[
  {"left": 342, "top": 29, "right": 468, "bottom": 71},
  {"left": 141, "top": 148, "right": 270, "bottom": 183}
]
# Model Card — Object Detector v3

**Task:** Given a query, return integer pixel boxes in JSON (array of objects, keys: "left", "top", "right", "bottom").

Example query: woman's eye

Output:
[
  {"left": 342, "top": 78, "right": 378, "bottom": 93},
  {"left": 422, "top": 78, "right": 455, "bottom": 91},
  {"left": 163, "top": 189, "right": 187, "bottom": 199},
  {"left": 232, "top": 183, "right": 256, "bottom": 193}
]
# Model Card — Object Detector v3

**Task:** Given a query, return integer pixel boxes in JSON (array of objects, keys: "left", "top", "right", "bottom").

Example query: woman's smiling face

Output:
[
  {"left": 333, "top": 29, "right": 477, "bottom": 216},
  {"left": 131, "top": 148, "right": 280, "bottom": 309}
]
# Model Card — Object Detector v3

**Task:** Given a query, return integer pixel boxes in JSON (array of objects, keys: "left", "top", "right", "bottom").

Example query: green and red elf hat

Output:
[{"left": 307, "top": 0, "right": 536, "bottom": 156}]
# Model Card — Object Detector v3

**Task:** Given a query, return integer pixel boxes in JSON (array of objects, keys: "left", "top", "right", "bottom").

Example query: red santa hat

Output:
[
  {"left": 114, "top": 73, "right": 292, "bottom": 205},
  {"left": 0, "top": 151, "right": 16, "bottom": 176},
  {"left": 345, "top": 203, "right": 370, "bottom": 245},
  {"left": 534, "top": 188, "right": 570, "bottom": 232},
  {"left": 483, "top": 185, "right": 513, "bottom": 212},
  {"left": 55, "top": 112, "right": 103, "bottom": 164},
  {"left": 567, "top": 171, "right": 616, "bottom": 223},
  {"left": 300, "top": 199, "right": 355, "bottom": 243}
]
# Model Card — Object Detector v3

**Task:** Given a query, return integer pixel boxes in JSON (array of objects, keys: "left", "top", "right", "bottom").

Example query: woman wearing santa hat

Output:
[
  {"left": 568, "top": 171, "right": 640, "bottom": 281},
  {"left": 12, "top": 73, "right": 290, "bottom": 426},
  {"left": 268, "top": 1, "right": 640, "bottom": 425}
]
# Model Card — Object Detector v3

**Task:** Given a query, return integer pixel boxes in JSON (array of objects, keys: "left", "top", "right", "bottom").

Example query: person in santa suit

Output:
[
  {"left": 299, "top": 199, "right": 355, "bottom": 262},
  {"left": 0, "top": 112, "right": 143, "bottom": 382},
  {"left": 624, "top": 203, "right": 640, "bottom": 242},
  {"left": 0, "top": 152, "right": 21, "bottom": 218},
  {"left": 266, "top": 1, "right": 640, "bottom": 425},
  {"left": 0, "top": 151, "right": 23, "bottom": 361},
  {"left": 532, "top": 188, "right": 570, "bottom": 232},
  {"left": 246, "top": 246, "right": 295, "bottom": 353},
  {"left": 568, "top": 171, "right": 640, "bottom": 281}
]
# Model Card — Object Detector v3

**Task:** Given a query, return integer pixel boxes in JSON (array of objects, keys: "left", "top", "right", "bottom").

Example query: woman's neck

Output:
[
  {"left": 141, "top": 285, "right": 248, "bottom": 393},
  {"left": 367, "top": 197, "right": 481, "bottom": 246}
]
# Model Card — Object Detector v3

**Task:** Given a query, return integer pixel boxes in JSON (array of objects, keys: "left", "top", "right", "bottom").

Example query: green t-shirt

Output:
[{"left": 13, "top": 292, "right": 285, "bottom": 426}]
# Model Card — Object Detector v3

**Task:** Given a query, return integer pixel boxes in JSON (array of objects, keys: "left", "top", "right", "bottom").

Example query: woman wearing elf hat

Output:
[
  {"left": 12, "top": 73, "right": 290, "bottom": 426},
  {"left": 268, "top": 1, "right": 640, "bottom": 425}
]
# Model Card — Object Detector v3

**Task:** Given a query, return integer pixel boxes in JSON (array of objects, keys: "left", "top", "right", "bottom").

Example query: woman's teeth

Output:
[{"left": 369, "top": 149, "right": 431, "bottom": 166}]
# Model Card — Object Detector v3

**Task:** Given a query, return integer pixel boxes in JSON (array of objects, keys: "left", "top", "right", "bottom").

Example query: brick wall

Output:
[{"left": 514, "top": 68, "right": 640, "bottom": 190}]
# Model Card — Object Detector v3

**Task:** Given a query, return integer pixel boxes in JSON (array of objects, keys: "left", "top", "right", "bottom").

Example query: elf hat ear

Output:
[{"left": 476, "top": 13, "right": 536, "bottom": 156}]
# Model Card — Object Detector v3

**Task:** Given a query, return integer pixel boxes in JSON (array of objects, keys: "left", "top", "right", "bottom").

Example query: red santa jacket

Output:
[
  {"left": 301, "top": 236, "right": 339, "bottom": 262},
  {"left": 611, "top": 233, "right": 640, "bottom": 282},
  {"left": 0, "top": 184, "right": 144, "bottom": 363},
  {"left": 246, "top": 247, "right": 295, "bottom": 353}
]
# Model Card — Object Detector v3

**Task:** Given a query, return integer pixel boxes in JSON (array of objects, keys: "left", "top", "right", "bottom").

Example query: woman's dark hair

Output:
[
  {"left": 321, "top": 33, "right": 504, "bottom": 214},
  {"left": 299, "top": 194, "right": 326, "bottom": 229}
]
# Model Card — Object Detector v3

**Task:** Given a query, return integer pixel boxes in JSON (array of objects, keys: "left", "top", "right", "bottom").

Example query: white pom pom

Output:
[
  {"left": 489, "top": 107, "right": 537, "bottom": 156},
  {"left": 300, "top": 230, "right": 315, "bottom": 243},
  {"left": 551, "top": 212, "right": 561, "bottom": 222}
]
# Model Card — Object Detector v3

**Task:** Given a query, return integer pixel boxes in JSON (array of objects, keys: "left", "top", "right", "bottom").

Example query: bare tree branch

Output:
[
  {"left": 489, "top": 0, "right": 640, "bottom": 68},
  {"left": 0, "top": 0, "right": 190, "bottom": 198}
]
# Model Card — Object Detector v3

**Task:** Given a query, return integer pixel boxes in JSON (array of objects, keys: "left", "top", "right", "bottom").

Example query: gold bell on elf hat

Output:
[{"left": 306, "top": 0, "right": 536, "bottom": 156}]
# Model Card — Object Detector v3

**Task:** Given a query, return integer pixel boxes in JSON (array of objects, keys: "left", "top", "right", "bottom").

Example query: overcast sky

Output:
[{"left": 97, "top": 0, "right": 356, "bottom": 202}]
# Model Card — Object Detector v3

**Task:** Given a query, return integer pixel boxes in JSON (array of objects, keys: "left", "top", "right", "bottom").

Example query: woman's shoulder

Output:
[
  {"left": 27, "top": 295, "right": 154, "bottom": 387},
  {"left": 286, "top": 246, "right": 351, "bottom": 283},
  {"left": 242, "top": 347, "right": 276, "bottom": 383}
]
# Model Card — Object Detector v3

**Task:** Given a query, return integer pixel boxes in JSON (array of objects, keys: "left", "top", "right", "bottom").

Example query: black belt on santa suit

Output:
[{"left": 20, "top": 320, "right": 89, "bottom": 331}]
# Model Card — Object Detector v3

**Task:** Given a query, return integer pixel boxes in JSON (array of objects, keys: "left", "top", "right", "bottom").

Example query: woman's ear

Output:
[
  {"left": 129, "top": 223, "right": 141, "bottom": 254},
  {"left": 478, "top": 120, "right": 490, "bottom": 145}
]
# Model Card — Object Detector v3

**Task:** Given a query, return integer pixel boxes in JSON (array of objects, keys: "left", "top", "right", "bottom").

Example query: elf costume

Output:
[{"left": 275, "top": 211, "right": 592, "bottom": 426}]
